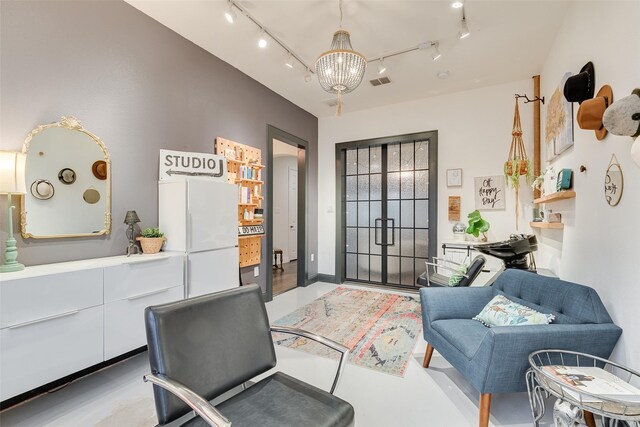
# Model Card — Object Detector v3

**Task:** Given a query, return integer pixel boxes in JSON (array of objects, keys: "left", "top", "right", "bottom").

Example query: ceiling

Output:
[{"left": 125, "top": 0, "right": 570, "bottom": 117}]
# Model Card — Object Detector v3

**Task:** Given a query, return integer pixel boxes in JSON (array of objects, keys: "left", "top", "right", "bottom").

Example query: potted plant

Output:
[
  {"left": 466, "top": 210, "right": 490, "bottom": 242},
  {"left": 136, "top": 227, "right": 165, "bottom": 254}
]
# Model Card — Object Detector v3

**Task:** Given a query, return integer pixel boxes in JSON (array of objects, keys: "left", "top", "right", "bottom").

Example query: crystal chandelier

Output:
[{"left": 315, "top": 0, "right": 367, "bottom": 115}]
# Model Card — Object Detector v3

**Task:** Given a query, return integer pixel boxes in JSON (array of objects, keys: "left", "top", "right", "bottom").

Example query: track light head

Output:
[
  {"left": 285, "top": 54, "right": 295, "bottom": 69},
  {"left": 377, "top": 58, "right": 386, "bottom": 75},
  {"left": 258, "top": 30, "right": 268, "bottom": 48},
  {"left": 432, "top": 43, "right": 442, "bottom": 61},
  {"left": 224, "top": 2, "right": 236, "bottom": 23},
  {"left": 304, "top": 71, "right": 312, "bottom": 83}
]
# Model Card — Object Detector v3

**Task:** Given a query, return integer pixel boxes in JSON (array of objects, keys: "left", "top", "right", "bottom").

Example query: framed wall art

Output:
[
  {"left": 474, "top": 175, "right": 505, "bottom": 210},
  {"left": 446, "top": 168, "right": 462, "bottom": 187}
]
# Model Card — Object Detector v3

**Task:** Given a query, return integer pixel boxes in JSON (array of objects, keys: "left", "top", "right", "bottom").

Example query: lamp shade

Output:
[
  {"left": 124, "top": 210, "right": 141, "bottom": 224},
  {"left": 0, "top": 151, "right": 26, "bottom": 194}
]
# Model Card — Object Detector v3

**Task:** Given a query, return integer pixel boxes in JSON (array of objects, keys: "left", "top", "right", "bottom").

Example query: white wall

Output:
[
  {"left": 273, "top": 155, "right": 297, "bottom": 262},
  {"left": 537, "top": 1, "right": 640, "bottom": 369},
  {"left": 318, "top": 79, "right": 535, "bottom": 275}
]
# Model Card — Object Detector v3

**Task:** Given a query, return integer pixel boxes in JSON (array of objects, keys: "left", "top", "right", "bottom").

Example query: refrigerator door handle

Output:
[
  {"left": 186, "top": 258, "right": 191, "bottom": 298},
  {"left": 187, "top": 213, "right": 193, "bottom": 252}
]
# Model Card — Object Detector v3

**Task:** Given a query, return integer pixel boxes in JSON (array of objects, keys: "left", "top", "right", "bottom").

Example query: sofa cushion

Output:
[
  {"left": 473, "top": 295, "right": 555, "bottom": 327},
  {"left": 431, "top": 319, "right": 491, "bottom": 359},
  {"left": 492, "top": 270, "right": 614, "bottom": 325}
]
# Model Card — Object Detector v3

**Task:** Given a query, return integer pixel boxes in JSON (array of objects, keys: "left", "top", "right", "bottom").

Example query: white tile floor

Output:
[{"left": 0, "top": 282, "right": 555, "bottom": 427}]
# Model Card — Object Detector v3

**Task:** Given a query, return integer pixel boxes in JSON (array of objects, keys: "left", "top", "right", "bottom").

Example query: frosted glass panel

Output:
[
  {"left": 346, "top": 202, "right": 357, "bottom": 226},
  {"left": 370, "top": 229, "right": 381, "bottom": 255},
  {"left": 346, "top": 149, "right": 357, "bottom": 175},
  {"left": 370, "top": 256, "right": 382, "bottom": 282},
  {"left": 358, "top": 255, "right": 369, "bottom": 280},
  {"left": 401, "top": 257, "right": 415, "bottom": 285},
  {"left": 415, "top": 229, "right": 428, "bottom": 258},
  {"left": 358, "top": 175, "right": 369, "bottom": 200},
  {"left": 358, "top": 227, "right": 369, "bottom": 254},
  {"left": 388, "top": 200, "right": 399, "bottom": 224},
  {"left": 415, "top": 171, "right": 428, "bottom": 199},
  {"left": 346, "top": 227, "right": 357, "bottom": 253},
  {"left": 388, "top": 228, "right": 399, "bottom": 256},
  {"left": 370, "top": 147, "right": 382, "bottom": 173},
  {"left": 358, "top": 148, "right": 369, "bottom": 174},
  {"left": 401, "top": 200, "right": 414, "bottom": 228},
  {"left": 346, "top": 254, "right": 357, "bottom": 279},
  {"left": 388, "top": 256, "right": 400, "bottom": 284},
  {"left": 388, "top": 172, "right": 400, "bottom": 199},
  {"left": 415, "top": 258, "right": 428, "bottom": 280},
  {"left": 415, "top": 140, "right": 429, "bottom": 170},
  {"left": 388, "top": 143, "right": 400, "bottom": 172},
  {"left": 346, "top": 176, "right": 357, "bottom": 201},
  {"left": 370, "top": 174, "right": 382, "bottom": 200},
  {"left": 401, "top": 229, "right": 414, "bottom": 257},
  {"left": 370, "top": 201, "right": 381, "bottom": 228},
  {"left": 401, "top": 142, "right": 414, "bottom": 171},
  {"left": 401, "top": 171, "right": 414, "bottom": 199},
  {"left": 415, "top": 200, "right": 429, "bottom": 228},
  {"left": 358, "top": 201, "right": 369, "bottom": 227}
]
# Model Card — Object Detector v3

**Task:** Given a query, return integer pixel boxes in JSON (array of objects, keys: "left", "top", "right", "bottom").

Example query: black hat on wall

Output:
[{"left": 563, "top": 61, "right": 595, "bottom": 104}]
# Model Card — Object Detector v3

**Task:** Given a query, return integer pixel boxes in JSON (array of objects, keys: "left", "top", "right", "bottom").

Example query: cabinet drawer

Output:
[
  {"left": 104, "top": 285, "right": 183, "bottom": 360},
  {"left": 0, "top": 268, "right": 103, "bottom": 329},
  {"left": 0, "top": 305, "right": 104, "bottom": 401}
]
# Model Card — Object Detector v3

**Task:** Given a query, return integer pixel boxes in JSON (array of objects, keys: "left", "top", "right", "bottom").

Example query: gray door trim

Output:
[
  {"left": 266, "top": 125, "right": 308, "bottom": 302},
  {"left": 334, "top": 130, "right": 438, "bottom": 285}
]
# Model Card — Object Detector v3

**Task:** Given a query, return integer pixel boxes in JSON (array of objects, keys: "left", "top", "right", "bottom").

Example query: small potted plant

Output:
[
  {"left": 136, "top": 227, "right": 165, "bottom": 254},
  {"left": 466, "top": 210, "right": 490, "bottom": 242}
]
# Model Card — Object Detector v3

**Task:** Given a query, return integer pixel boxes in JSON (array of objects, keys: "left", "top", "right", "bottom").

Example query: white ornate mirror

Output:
[
  {"left": 604, "top": 154, "right": 623, "bottom": 207},
  {"left": 21, "top": 116, "right": 111, "bottom": 238}
]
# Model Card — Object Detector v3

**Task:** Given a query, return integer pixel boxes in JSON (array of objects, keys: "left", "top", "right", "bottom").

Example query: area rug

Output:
[{"left": 272, "top": 287, "right": 422, "bottom": 377}]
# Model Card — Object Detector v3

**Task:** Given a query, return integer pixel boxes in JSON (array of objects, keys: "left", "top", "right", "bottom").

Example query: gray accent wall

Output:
[{"left": 0, "top": 0, "right": 319, "bottom": 290}]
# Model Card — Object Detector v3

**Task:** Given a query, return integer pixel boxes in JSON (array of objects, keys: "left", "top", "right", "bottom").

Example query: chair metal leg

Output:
[
  {"left": 479, "top": 393, "right": 492, "bottom": 427},
  {"left": 422, "top": 344, "right": 434, "bottom": 368}
]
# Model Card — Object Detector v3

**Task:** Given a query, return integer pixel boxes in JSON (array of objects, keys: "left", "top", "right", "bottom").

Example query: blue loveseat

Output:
[{"left": 419, "top": 269, "right": 622, "bottom": 427}]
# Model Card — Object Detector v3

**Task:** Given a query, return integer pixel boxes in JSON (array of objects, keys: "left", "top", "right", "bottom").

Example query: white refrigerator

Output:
[{"left": 159, "top": 179, "right": 239, "bottom": 298}]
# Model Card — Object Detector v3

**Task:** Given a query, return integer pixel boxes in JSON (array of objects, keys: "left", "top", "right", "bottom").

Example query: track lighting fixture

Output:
[
  {"left": 459, "top": 7, "right": 470, "bottom": 39},
  {"left": 285, "top": 54, "right": 295, "bottom": 69},
  {"left": 258, "top": 29, "right": 268, "bottom": 48},
  {"left": 432, "top": 43, "right": 442, "bottom": 61},
  {"left": 224, "top": 2, "right": 236, "bottom": 23},
  {"left": 304, "top": 71, "right": 312, "bottom": 83},
  {"left": 451, "top": 1, "right": 463, "bottom": 8},
  {"left": 377, "top": 58, "right": 387, "bottom": 75}
]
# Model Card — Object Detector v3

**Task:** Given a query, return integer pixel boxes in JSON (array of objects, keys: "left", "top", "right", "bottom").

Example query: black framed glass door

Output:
[{"left": 338, "top": 132, "right": 437, "bottom": 289}]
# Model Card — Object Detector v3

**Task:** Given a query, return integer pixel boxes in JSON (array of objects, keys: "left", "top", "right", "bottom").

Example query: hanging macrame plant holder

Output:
[{"left": 504, "top": 97, "right": 532, "bottom": 230}]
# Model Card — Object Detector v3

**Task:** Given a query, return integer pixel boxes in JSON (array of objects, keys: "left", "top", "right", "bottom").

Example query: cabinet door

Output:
[
  {"left": 187, "top": 249, "right": 239, "bottom": 298},
  {"left": 0, "top": 305, "right": 104, "bottom": 401},
  {"left": 1, "top": 268, "right": 103, "bottom": 329},
  {"left": 188, "top": 180, "right": 237, "bottom": 252},
  {"left": 104, "top": 285, "right": 183, "bottom": 360},
  {"left": 103, "top": 255, "right": 184, "bottom": 303}
]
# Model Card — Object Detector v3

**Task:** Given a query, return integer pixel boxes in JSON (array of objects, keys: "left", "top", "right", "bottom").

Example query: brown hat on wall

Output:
[
  {"left": 564, "top": 61, "right": 595, "bottom": 104},
  {"left": 577, "top": 85, "right": 613, "bottom": 140},
  {"left": 92, "top": 160, "right": 107, "bottom": 180}
]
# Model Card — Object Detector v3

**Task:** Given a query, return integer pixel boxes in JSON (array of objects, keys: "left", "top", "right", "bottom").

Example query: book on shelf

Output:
[
  {"left": 543, "top": 365, "right": 640, "bottom": 403},
  {"left": 239, "top": 186, "right": 251, "bottom": 204}
]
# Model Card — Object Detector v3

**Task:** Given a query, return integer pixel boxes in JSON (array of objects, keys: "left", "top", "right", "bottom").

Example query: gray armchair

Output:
[
  {"left": 144, "top": 285, "right": 354, "bottom": 427},
  {"left": 420, "top": 269, "right": 622, "bottom": 427}
]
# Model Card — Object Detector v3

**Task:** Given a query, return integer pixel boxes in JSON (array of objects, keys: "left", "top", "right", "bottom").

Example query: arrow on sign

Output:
[{"left": 166, "top": 169, "right": 223, "bottom": 178}]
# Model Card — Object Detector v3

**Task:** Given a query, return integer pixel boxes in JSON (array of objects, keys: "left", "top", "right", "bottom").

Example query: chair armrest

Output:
[
  {"left": 271, "top": 326, "right": 349, "bottom": 394},
  {"left": 489, "top": 323, "right": 623, "bottom": 351},
  {"left": 420, "top": 286, "right": 494, "bottom": 324},
  {"left": 432, "top": 257, "right": 463, "bottom": 266},
  {"left": 143, "top": 374, "right": 231, "bottom": 427},
  {"left": 424, "top": 262, "right": 469, "bottom": 278}
]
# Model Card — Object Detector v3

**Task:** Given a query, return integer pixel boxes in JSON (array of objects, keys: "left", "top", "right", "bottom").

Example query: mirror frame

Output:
[
  {"left": 20, "top": 116, "right": 112, "bottom": 238},
  {"left": 604, "top": 162, "right": 624, "bottom": 207}
]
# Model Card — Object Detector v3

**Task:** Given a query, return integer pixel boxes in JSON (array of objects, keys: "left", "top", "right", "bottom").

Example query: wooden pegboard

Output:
[{"left": 215, "top": 137, "right": 264, "bottom": 268}]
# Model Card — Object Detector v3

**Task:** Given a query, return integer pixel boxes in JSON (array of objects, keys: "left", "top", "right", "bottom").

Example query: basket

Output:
[{"left": 136, "top": 237, "right": 165, "bottom": 254}]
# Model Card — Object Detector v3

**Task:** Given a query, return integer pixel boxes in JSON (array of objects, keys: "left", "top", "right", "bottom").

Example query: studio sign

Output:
[{"left": 159, "top": 149, "right": 227, "bottom": 181}]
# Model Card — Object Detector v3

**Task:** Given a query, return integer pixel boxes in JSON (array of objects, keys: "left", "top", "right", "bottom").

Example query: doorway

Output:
[
  {"left": 335, "top": 131, "right": 438, "bottom": 289},
  {"left": 267, "top": 126, "right": 308, "bottom": 300}
]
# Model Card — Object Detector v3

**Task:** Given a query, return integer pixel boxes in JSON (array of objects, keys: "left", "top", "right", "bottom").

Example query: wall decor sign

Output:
[
  {"left": 448, "top": 196, "right": 461, "bottom": 221},
  {"left": 446, "top": 168, "right": 462, "bottom": 187},
  {"left": 604, "top": 153, "right": 623, "bottom": 207},
  {"left": 546, "top": 72, "right": 574, "bottom": 160},
  {"left": 159, "top": 149, "right": 227, "bottom": 181},
  {"left": 474, "top": 175, "right": 505, "bottom": 210}
]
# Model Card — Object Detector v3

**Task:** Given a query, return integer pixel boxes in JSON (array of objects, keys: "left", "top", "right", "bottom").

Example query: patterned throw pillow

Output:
[
  {"left": 448, "top": 262, "right": 469, "bottom": 286},
  {"left": 473, "top": 295, "right": 555, "bottom": 327}
]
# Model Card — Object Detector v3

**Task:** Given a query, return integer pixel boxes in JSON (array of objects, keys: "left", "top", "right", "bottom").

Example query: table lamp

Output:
[
  {"left": 0, "top": 151, "right": 27, "bottom": 272},
  {"left": 124, "top": 210, "right": 141, "bottom": 256}
]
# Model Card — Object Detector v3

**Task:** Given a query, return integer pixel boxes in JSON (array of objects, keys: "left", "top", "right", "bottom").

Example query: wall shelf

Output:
[
  {"left": 534, "top": 190, "right": 576, "bottom": 204},
  {"left": 235, "top": 178, "right": 263, "bottom": 185},
  {"left": 529, "top": 221, "right": 564, "bottom": 229}
]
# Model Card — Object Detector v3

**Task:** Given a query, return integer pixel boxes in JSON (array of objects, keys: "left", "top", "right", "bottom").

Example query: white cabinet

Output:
[{"left": 0, "top": 252, "right": 185, "bottom": 402}]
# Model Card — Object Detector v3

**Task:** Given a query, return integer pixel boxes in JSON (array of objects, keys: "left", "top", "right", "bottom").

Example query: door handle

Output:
[
  {"left": 374, "top": 218, "right": 383, "bottom": 245},
  {"left": 387, "top": 218, "right": 396, "bottom": 246}
]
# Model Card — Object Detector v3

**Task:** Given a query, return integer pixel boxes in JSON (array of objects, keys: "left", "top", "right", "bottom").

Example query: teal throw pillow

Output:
[{"left": 473, "top": 295, "right": 555, "bottom": 327}]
